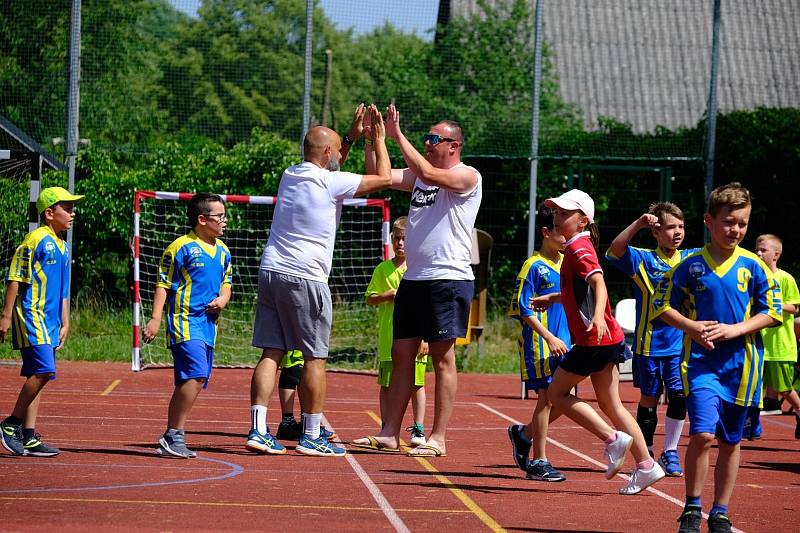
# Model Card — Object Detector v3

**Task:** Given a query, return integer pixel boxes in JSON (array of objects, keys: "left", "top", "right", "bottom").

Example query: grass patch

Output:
[{"left": 0, "top": 305, "right": 521, "bottom": 375}]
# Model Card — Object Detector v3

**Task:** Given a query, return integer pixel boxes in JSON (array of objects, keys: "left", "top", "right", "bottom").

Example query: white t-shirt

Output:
[
  {"left": 260, "top": 161, "right": 362, "bottom": 282},
  {"left": 404, "top": 163, "right": 482, "bottom": 280}
]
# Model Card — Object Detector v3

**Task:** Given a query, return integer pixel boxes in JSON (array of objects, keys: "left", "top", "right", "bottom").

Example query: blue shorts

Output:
[
  {"left": 20, "top": 345, "right": 57, "bottom": 378},
  {"left": 632, "top": 353, "right": 683, "bottom": 397},
  {"left": 687, "top": 387, "right": 749, "bottom": 444},
  {"left": 171, "top": 340, "right": 214, "bottom": 388},
  {"left": 393, "top": 279, "right": 473, "bottom": 341}
]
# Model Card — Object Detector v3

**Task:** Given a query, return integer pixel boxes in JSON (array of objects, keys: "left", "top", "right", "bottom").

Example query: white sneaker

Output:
[
  {"left": 619, "top": 462, "right": 665, "bottom": 494},
  {"left": 604, "top": 431, "right": 633, "bottom": 479}
]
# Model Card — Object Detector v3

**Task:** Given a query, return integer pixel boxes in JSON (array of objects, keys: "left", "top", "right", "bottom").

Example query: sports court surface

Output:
[{"left": 0, "top": 361, "right": 797, "bottom": 532}]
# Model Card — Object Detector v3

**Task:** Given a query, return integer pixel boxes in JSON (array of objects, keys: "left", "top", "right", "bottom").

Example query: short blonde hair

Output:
[
  {"left": 392, "top": 216, "right": 408, "bottom": 233},
  {"left": 708, "top": 182, "right": 751, "bottom": 217},
  {"left": 756, "top": 234, "right": 782, "bottom": 253}
]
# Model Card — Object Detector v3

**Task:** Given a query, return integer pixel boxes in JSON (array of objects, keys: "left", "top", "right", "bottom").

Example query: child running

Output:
[
  {"left": 533, "top": 189, "right": 665, "bottom": 494},
  {"left": 751, "top": 234, "right": 800, "bottom": 440},
  {"left": 0, "top": 187, "right": 85, "bottom": 457},
  {"left": 358, "top": 216, "right": 428, "bottom": 450},
  {"left": 606, "top": 203, "right": 700, "bottom": 476},
  {"left": 142, "top": 192, "right": 232, "bottom": 458},
  {"left": 507, "top": 203, "right": 570, "bottom": 482},
  {"left": 652, "top": 183, "right": 781, "bottom": 533}
]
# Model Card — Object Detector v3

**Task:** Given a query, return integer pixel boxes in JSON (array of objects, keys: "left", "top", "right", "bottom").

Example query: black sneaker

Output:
[
  {"left": 276, "top": 419, "right": 302, "bottom": 440},
  {"left": 676, "top": 506, "right": 702, "bottom": 533},
  {"left": 23, "top": 433, "right": 60, "bottom": 457},
  {"left": 507, "top": 424, "right": 531, "bottom": 471},
  {"left": 1, "top": 421, "right": 24, "bottom": 456},
  {"left": 526, "top": 459, "right": 566, "bottom": 482},
  {"left": 708, "top": 512, "right": 733, "bottom": 533}
]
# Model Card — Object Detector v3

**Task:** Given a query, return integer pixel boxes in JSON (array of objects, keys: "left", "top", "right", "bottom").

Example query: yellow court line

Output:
[
  {"left": 100, "top": 379, "right": 122, "bottom": 396},
  {"left": 0, "top": 496, "right": 471, "bottom": 514},
  {"left": 365, "top": 410, "right": 507, "bottom": 533}
]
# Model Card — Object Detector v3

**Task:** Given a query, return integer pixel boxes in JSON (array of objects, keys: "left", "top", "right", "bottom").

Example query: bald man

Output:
[
  {"left": 354, "top": 105, "right": 482, "bottom": 457},
  {"left": 247, "top": 105, "right": 391, "bottom": 457}
]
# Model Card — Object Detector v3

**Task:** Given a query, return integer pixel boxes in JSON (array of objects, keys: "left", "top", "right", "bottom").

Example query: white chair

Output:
[{"left": 614, "top": 298, "right": 637, "bottom": 335}]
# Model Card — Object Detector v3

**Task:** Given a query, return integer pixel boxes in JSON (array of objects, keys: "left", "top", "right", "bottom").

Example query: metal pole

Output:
[
  {"left": 301, "top": 0, "right": 313, "bottom": 157},
  {"left": 527, "top": 0, "right": 544, "bottom": 255},
  {"left": 704, "top": 0, "right": 721, "bottom": 211},
  {"left": 66, "top": 0, "right": 81, "bottom": 311}
]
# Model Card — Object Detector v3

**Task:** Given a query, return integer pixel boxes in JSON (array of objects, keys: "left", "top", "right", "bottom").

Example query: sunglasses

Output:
[{"left": 423, "top": 133, "right": 457, "bottom": 145}]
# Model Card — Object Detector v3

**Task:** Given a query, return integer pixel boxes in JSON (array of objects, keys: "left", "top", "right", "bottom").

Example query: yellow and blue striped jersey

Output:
[
  {"left": 156, "top": 232, "right": 232, "bottom": 347},
  {"left": 6, "top": 226, "right": 70, "bottom": 349},
  {"left": 652, "top": 246, "right": 782, "bottom": 407},
  {"left": 606, "top": 245, "right": 700, "bottom": 356},
  {"left": 509, "top": 252, "right": 571, "bottom": 380}
]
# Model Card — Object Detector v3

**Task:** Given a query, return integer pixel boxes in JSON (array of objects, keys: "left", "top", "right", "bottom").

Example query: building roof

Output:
[{"left": 0, "top": 114, "right": 66, "bottom": 171}]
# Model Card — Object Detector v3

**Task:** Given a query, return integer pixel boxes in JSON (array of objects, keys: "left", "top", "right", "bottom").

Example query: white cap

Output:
[{"left": 544, "top": 189, "right": 595, "bottom": 223}]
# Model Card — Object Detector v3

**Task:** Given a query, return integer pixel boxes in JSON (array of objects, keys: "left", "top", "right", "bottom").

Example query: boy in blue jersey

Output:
[
  {"left": 606, "top": 202, "right": 700, "bottom": 477},
  {"left": 506, "top": 204, "right": 570, "bottom": 482},
  {"left": 652, "top": 183, "right": 782, "bottom": 533},
  {"left": 142, "top": 193, "right": 233, "bottom": 458},
  {"left": 0, "top": 186, "right": 85, "bottom": 457}
]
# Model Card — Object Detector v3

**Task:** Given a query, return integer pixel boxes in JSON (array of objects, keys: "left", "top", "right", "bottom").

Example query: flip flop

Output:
[
  {"left": 350, "top": 435, "right": 401, "bottom": 454},
  {"left": 407, "top": 443, "right": 446, "bottom": 457}
]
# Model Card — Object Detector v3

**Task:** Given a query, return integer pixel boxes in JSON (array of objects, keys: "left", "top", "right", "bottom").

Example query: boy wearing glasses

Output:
[
  {"left": 0, "top": 186, "right": 84, "bottom": 457},
  {"left": 142, "top": 192, "right": 232, "bottom": 458}
]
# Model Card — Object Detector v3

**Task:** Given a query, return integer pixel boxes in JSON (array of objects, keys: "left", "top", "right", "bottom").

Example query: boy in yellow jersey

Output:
[
  {"left": 355, "top": 217, "right": 429, "bottom": 451},
  {"left": 0, "top": 186, "right": 85, "bottom": 457},
  {"left": 606, "top": 202, "right": 700, "bottom": 476},
  {"left": 142, "top": 193, "right": 233, "bottom": 458},
  {"left": 751, "top": 234, "right": 800, "bottom": 439},
  {"left": 652, "top": 183, "right": 782, "bottom": 533}
]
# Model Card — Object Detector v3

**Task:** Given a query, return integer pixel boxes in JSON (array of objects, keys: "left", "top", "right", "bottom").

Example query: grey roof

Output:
[
  {"left": 0, "top": 115, "right": 66, "bottom": 171},
  {"left": 450, "top": 0, "right": 800, "bottom": 132}
]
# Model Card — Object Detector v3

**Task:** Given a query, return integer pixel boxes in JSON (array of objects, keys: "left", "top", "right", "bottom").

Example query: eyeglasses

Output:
[
  {"left": 203, "top": 212, "right": 227, "bottom": 222},
  {"left": 423, "top": 133, "right": 457, "bottom": 145}
]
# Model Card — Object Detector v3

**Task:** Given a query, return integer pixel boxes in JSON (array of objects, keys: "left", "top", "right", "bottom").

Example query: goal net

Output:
[
  {"left": 0, "top": 151, "right": 33, "bottom": 291},
  {"left": 132, "top": 190, "right": 390, "bottom": 371}
]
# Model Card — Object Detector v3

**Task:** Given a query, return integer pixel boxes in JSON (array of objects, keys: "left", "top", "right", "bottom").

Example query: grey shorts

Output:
[{"left": 252, "top": 270, "right": 332, "bottom": 359}]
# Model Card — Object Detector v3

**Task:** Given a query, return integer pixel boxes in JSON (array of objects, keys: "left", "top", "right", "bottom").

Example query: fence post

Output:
[
  {"left": 704, "top": 0, "right": 722, "bottom": 210},
  {"left": 527, "top": 0, "right": 544, "bottom": 256}
]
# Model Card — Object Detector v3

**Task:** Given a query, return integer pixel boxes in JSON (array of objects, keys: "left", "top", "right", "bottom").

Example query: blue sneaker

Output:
[
  {"left": 296, "top": 434, "right": 346, "bottom": 457},
  {"left": 526, "top": 459, "right": 567, "bottom": 482},
  {"left": 658, "top": 449, "right": 683, "bottom": 477},
  {"left": 246, "top": 428, "right": 287, "bottom": 455},
  {"left": 507, "top": 424, "right": 531, "bottom": 471}
]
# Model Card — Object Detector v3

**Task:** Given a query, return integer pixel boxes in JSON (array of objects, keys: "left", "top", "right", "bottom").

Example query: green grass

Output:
[{"left": 0, "top": 305, "right": 520, "bottom": 374}]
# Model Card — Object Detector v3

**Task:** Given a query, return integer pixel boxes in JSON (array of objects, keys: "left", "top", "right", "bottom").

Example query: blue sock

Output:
[
  {"left": 710, "top": 503, "right": 728, "bottom": 516},
  {"left": 685, "top": 496, "right": 701, "bottom": 508}
]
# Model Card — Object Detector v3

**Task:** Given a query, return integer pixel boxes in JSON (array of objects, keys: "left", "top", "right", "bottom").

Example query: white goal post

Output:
[{"left": 132, "top": 190, "right": 390, "bottom": 371}]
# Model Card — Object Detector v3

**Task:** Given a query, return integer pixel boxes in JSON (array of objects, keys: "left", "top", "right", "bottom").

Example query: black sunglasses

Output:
[{"left": 423, "top": 133, "right": 457, "bottom": 145}]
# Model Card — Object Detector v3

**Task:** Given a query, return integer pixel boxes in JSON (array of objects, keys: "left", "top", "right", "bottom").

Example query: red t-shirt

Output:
[{"left": 560, "top": 232, "right": 624, "bottom": 346}]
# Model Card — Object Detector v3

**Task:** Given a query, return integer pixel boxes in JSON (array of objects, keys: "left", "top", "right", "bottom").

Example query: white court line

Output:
[
  {"left": 322, "top": 416, "right": 410, "bottom": 533},
  {"left": 476, "top": 402, "right": 746, "bottom": 533}
]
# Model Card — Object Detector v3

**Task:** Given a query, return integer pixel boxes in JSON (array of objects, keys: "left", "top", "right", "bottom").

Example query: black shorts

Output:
[
  {"left": 393, "top": 279, "right": 473, "bottom": 342},
  {"left": 559, "top": 343, "right": 626, "bottom": 377}
]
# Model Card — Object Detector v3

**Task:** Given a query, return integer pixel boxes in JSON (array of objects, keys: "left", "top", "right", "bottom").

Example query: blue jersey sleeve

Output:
[
  {"left": 518, "top": 264, "right": 540, "bottom": 318},
  {"left": 751, "top": 261, "right": 782, "bottom": 321},
  {"left": 652, "top": 263, "right": 686, "bottom": 319},
  {"left": 156, "top": 245, "right": 182, "bottom": 291},
  {"left": 61, "top": 243, "right": 71, "bottom": 301},
  {"left": 605, "top": 246, "right": 645, "bottom": 278}
]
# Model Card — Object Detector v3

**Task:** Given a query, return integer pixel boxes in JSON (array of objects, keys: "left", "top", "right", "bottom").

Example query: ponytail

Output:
[{"left": 587, "top": 222, "right": 600, "bottom": 251}]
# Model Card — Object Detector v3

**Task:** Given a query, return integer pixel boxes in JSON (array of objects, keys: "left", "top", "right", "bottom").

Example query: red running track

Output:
[{"left": 0, "top": 361, "right": 797, "bottom": 532}]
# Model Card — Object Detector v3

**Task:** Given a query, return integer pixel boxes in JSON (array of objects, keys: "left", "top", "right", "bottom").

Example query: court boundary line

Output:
[{"left": 476, "top": 402, "right": 746, "bottom": 533}]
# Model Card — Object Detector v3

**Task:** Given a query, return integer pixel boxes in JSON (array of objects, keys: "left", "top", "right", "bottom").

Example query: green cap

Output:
[{"left": 36, "top": 186, "right": 86, "bottom": 214}]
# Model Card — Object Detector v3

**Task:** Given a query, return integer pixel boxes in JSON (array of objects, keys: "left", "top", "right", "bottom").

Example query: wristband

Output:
[{"left": 343, "top": 134, "right": 354, "bottom": 146}]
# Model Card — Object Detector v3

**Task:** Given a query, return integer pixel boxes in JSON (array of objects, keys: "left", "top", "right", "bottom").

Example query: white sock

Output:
[
  {"left": 304, "top": 412, "right": 322, "bottom": 440},
  {"left": 251, "top": 405, "right": 268, "bottom": 434},
  {"left": 663, "top": 416, "right": 685, "bottom": 452}
]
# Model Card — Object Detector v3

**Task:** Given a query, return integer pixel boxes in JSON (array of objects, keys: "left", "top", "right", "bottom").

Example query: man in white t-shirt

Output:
[
  {"left": 246, "top": 105, "right": 392, "bottom": 457},
  {"left": 353, "top": 105, "right": 482, "bottom": 457}
]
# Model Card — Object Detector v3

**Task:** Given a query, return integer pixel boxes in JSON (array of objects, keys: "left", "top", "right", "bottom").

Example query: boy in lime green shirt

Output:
[
  {"left": 753, "top": 234, "right": 800, "bottom": 439},
  {"left": 365, "top": 217, "right": 428, "bottom": 447}
]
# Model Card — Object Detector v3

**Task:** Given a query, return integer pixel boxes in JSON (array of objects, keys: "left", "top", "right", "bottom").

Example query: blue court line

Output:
[{"left": 0, "top": 455, "right": 244, "bottom": 494}]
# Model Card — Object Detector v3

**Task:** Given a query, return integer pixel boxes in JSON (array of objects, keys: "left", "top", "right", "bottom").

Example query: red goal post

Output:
[{"left": 132, "top": 190, "right": 390, "bottom": 371}]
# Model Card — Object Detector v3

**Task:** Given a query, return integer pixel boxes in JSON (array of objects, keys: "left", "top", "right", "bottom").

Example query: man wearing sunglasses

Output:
[
  {"left": 247, "top": 104, "right": 393, "bottom": 457},
  {"left": 353, "top": 104, "right": 482, "bottom": 457}
]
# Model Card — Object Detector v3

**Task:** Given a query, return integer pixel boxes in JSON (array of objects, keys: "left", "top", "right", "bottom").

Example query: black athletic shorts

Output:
[
  {"left": 393, "top": 279, "right": 473, "bottom": 342},
  {"left": 559, "top": 342, "right": 626, "bottom": 377}
]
